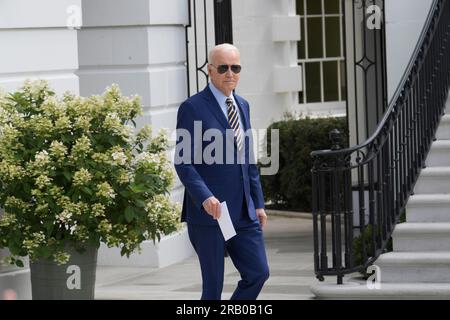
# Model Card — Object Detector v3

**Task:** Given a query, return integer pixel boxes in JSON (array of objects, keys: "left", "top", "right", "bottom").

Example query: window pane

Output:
[
  {"left": 298, "top": 17, "right": 306, "bottom": 59},
  {"left": 323, "top": 61, "right": 339, "bottom": 101},
  {"left": 325, "top": 0, "right": 340, "bottom": 14},
  {"left": 307, "top": 17, "right": 323, "bottom": 58},
  {"left": 306, "top": 0, "right": 321, "bottom": 15},
  {"left": 325, "top": 17, "right": 341, "bottom": 57},
  {"left": 298, "top": 90, "right": 304, "bottom": 104},
  {"left": 299, "top": 63, "right": 304, "bottom": 104},
  {"left": 297, "top": 0, "right": 305, "bottom": 15},
  {"left": 305, "top": 62, "right": 321, "bottom": 103}
]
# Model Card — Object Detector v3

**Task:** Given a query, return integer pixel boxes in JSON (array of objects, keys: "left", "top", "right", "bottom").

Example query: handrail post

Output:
[
  {"left": 330, "top": 129, "right": 343, "bottom": 151},
  {"left": 329, "top": 129, "right": 345, "bottom": 285}
]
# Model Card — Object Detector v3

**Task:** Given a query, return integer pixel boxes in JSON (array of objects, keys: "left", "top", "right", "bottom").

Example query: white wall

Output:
[
  {"left": 385, "top": 0, "right": 434, "bottom": 101},
  {"left": 0, "top": 0, "right": 81, "bottom": 94},
  {"left": 78, "top": 0, "right": 188, "bottom": 132},
  {"left": 77, "top": 0, "right": 189, "bottom": 204},
  {"left": 0, "top": 0, "right": 82, "bottom": 299},
  {"left": 232, "top": 0, "right": 301, "bottom": 131}
]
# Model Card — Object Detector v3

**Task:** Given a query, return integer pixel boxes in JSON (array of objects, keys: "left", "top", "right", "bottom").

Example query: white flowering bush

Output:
[{"left": 0, "top": 80, "right": 180, "bottom": 266}]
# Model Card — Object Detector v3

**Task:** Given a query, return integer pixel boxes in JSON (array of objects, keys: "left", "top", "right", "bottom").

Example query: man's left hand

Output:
[{"left": 256, "top": 208, "right": 268, "bottom": 229}]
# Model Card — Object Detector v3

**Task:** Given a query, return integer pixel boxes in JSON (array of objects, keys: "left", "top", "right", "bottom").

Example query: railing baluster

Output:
[
  {"left": 358, "top": 157, "right": 367, "bottom": 265},
  {"left": 407, "top": 91, "right": 414, "bottom": 192},
  {"left": 344, "top": 164, "right": 354, "bottom": 268},
  {"left": 312, "top": 166, "right": 322, "bottom": 280},
  {"left": 319, "top": 171, "right": 328, "bottom": 273},
  {"left": 368, "top": 160, "right": 376, "bottom": 256},
  {"left": 414, "top": 85, "right": 419, "bottom": 176},
  {"left": 377, "top": 138, "right": 386, "bottom": 242},
  {"left": 332, "top": 167, "right": 343, "bottom": 284}
]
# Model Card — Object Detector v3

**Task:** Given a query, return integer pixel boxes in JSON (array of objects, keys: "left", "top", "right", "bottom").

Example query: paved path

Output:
[{"left": 95, "top": 215, "right": 327, "bottom": 300}]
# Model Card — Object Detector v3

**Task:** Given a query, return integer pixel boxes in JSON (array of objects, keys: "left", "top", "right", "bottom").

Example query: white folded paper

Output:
[{"left": 218, "top": 201, "right": 237, "bottom": 241}]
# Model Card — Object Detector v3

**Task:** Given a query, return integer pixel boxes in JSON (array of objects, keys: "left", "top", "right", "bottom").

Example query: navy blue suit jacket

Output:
[{"left": 174, "top": 86, "right": 265, "bottom": 226}]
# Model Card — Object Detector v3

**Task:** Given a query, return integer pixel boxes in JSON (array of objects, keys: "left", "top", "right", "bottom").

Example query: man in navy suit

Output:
[{"left": 174, "top": 44, "right": 269, "bottom": 300}]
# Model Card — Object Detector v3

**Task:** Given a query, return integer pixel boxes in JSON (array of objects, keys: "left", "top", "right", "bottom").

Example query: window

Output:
[{"left": 297, "top": 0, "right": 346, "bottom": 104}]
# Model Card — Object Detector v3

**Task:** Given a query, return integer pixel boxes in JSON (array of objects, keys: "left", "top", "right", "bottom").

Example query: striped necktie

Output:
[{"left": 226, "top": 98, "right": 243, "bottom": 151}]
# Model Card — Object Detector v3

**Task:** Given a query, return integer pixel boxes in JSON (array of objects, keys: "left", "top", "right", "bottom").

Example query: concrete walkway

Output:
[{"left": 95, "top": 214, "right": 327, "bottom": 300}]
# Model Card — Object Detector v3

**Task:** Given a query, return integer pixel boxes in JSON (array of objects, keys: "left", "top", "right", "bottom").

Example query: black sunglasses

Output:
[{"left": 210, "top": 64, "right": 242, "bottom": 74}]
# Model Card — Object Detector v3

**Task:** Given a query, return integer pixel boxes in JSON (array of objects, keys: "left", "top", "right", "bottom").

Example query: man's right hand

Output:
[{"left": 202, "top": 196, "right": 221, "bottom": 220}]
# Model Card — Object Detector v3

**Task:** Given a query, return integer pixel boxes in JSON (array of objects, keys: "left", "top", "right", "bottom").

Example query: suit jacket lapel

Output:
[
  {"left": 201, "top": 86, "right": 230, "bottom": 130},
  {"left": 200, "top": 86, "right": 250, "bottom": 132}
]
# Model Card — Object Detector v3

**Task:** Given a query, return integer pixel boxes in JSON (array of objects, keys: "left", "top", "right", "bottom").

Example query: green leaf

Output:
[
  {"left": 44, "top": 221, "right": 54, "bottom": 234},
  {"left": 107, "top": 135, "right": 116, "bottom": 145},
  {"left": 124, "top": 206, "right": 135, "bottom": 223},
  {"left": 129, "top": 184, "right": 147, "bottom": 193},
  {"left": 119, "top": 190, "right": 131, "bottom": 198},
  {"left": 35, "top": 246, "right": 52, "bottom": 259},
  {"left": 63, "top": 171, "right": 72, "bottom": 181},
  {"left": 81, "top": 186, "right": 93, "bottom": 196},
  {"left": 135, "top": 199, "right": 147, "bottom": 208},
  {"left": 15, "top": 259, "right": 24, "bottom": 268},
  {"left": 23, "top": 183, "right": 31, "bottom": 195}
]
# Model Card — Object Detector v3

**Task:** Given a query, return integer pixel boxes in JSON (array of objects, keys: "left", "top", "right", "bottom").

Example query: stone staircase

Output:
[{"left": 311, "top": 95, "right": 450, "bottom": 299}]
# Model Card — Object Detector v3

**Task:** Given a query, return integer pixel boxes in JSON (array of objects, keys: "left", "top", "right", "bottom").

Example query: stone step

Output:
[
  {"left": 436, "top": 115, "right": 450, "bottom": 140},
  {"left": 426, "top": 141, "right": 450, "bottom": 167},
  {"left": 393, "top": 223, "right": 450, "bottom": 251},
  {"left": 311, "top": 281, "right": 450, "bottom": 300},
  {"left": 413, "top": 167, "right": 450, "bottom": 194},
  {"left": 375, "top": 252, "right": 450, "bottom": 283},
  {"left": 406, "top": 194, "right": 450, "bottom": 222}
]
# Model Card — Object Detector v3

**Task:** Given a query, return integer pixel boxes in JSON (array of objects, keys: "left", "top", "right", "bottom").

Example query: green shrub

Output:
[
  {"left": 260, "top": 114, "right": 348, "bottom": 212},
  {"left": 354, "top": 209, "right": 406, "bottom": 277},
  {"left": 0, "top": 80, "right": 180, "bottom": 266}
]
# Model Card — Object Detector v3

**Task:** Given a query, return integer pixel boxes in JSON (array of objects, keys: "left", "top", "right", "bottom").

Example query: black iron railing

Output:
[
  {"left": 184, "top": 0, "right": 234, "bottom": 97},
  {"left": 311, "top": 0, "right": 450, "bottom": 284},
  {"left": 185, "top": 0, "right": 211, "bottom": 96}
]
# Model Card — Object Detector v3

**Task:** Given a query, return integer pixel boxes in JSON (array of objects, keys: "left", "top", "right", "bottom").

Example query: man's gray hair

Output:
[{"left": 208, "top": 43, "right": 240, "bottom": 65}]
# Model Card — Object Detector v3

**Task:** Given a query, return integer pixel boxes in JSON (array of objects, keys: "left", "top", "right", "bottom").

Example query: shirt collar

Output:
[{"left": 208, "top": 82, "right": 235, "bottom": 109}]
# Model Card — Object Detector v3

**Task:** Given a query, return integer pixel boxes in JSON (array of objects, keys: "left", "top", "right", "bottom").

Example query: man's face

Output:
[{"left": 208, "top": 49, "right": 241, "bottom": 97}]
